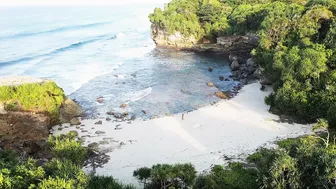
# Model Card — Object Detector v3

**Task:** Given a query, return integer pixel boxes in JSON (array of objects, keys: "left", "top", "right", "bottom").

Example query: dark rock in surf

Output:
[
  {"left": 95, "top": 120, "right": 103, "bottom": 125},
  {"left": 95, "top": 131, "right": 106, "bottom": 135}
]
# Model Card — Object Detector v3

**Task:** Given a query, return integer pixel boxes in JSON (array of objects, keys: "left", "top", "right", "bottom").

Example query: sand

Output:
[
  {"left": 53, "top": 82, "right": 312, "bottom": 186},
  {"left": 0, "top": 76, "right": 47, "bottom": 86}
]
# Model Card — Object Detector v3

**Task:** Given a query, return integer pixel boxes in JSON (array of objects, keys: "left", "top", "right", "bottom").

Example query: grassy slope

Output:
[{"left": 0, "top": 81, "right": 65, "bottom": 123}]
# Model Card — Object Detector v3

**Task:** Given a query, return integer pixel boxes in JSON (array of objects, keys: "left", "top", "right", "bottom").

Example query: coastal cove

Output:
[
  {"left": 1, "top": 0, "right": 336, "bottom": 188},
  {"left": 54, "top": 83, "right": 313, "bottom": 185}
]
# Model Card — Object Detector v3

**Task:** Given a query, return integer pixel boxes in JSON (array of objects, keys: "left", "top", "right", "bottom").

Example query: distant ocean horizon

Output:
[{"left": 0, "top": 4, "right": 236, "bottom": 119}]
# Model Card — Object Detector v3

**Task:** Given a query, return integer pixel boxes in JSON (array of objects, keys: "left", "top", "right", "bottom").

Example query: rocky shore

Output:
[
  {"left": 151, "top": 25, "right": 267, "bottom": 86},
  {"left": 0, "top": 76, "right": 82, "bottom": 157}
]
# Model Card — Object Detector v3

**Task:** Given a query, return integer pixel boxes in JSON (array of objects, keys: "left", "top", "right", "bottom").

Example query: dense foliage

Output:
[
  {"left": 133, "top": 163, "right": 197, "bottom": 189},
  {"left": 0, "top": 81, "right": 65, "bottom": 123},
  {"left": 149, "top": 0, "right": 231, "bottom": 40},
  {"left": 0, "top": 133, "right": 133, "bottom": 189},
  {"left": 150, "top": 0, "right": 336, "bottom": 128}
]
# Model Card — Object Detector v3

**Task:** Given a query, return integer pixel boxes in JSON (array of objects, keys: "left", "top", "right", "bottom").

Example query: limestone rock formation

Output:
[
  {"left": 151, "top": 25, "right": 197, "bottom": 48},
  {"left": 150, "top": 24, "right": 258, "bottom": 56}
]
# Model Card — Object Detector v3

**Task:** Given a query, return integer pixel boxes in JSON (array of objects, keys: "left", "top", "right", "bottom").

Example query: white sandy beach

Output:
[{"left": 53, "top": 82, "right": 313, "bottom": 186}]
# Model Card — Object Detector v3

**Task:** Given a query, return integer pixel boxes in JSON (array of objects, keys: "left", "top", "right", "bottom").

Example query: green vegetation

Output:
[
  {"left": 47, "top": 132, "right": 87, "bottom": 165},
  {"left": 0, "top": 133, "right": 134, "bottom": 189},
  {"left": 150, "top": 0, "right": 336, "bottom": 128},
  {"left": 87, "top": 176, "right": 135, "bottom": 189},
  {"left": 133, "top": 163, "right": 197, "bottom": 189},
  {"left": 149, "top": 0, "right": 231, "bottom": 40},
  {"left": 0, "top": 81, "right": 66, "bottom": 123}
]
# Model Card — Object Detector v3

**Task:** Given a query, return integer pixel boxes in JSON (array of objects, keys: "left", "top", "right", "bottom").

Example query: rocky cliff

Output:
[
  {"left": 150, "top": 25, "right": 258, "bottom": 57},
  {"left": 0, "top": 76, "right": 82, "bottom": 154},
  {"left": 150, "top": 25, "right": 263, "bottom": 84},
  {"left": 151, "top": 25, "right": 198, "bottom": 48}
]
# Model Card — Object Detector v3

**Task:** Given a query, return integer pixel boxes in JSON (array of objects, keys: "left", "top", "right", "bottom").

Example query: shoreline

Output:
[{"left": 53, "top": 82, "right": 312, "bottom": 186}]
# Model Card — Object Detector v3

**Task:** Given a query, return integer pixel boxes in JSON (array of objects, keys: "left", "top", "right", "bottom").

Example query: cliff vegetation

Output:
[{"left": 0, "top": 81, "right": 65, "bottom": 124}]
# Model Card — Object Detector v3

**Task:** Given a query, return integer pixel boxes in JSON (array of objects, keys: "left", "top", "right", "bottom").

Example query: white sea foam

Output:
[
  {"left": 115, "top": 74, "right": 127, "bottom": 79},
  {"left": 60, "top": 62, "right": 118, "bottom": 95},
  {"left": 122, "top": 87, "right": 152, "bottom": 103},
  {"left": 117, "top": 32, "right": 126, "bottom": 38},
  {"left": 118, "top": 46, "right": 153, "bottom": 58}
]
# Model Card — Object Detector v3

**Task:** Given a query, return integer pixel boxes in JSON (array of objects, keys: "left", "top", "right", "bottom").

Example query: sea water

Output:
[{"left": 0, "top": 4, "right": 235, "bottom": 119}]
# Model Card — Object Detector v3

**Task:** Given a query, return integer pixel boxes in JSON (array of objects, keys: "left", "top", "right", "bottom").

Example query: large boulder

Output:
[
  {"left": 247, "top": 58, "right": 256, "bottom": 67},
  {"left": 230, "top": 60, "right": 240, "bottom": 71},
  {"left": 261, "top": 78, "right": 273, "bottom": 85},
  {"left": 59, "top": 98, "right": 83, "bottom": 124},
  {"left": 253, "top": 68, "right": 263, "bottom": 79}
]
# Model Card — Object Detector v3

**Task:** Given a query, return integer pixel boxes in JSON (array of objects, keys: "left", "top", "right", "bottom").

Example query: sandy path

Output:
[{"left": 53, "top": 83, "right": 312, "bottom": 186}]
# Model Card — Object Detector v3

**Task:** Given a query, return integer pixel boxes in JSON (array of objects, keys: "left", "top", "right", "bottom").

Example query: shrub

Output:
[
  {"left": 0, "top": 152, "right": 45, "bottom": 189},
  {"left": 37, "top": 177, "right": 76, "bottom": 189},
  {"left": 0, "top": 81, "right": 65, "bottom": 123},
  {"left": 87, "top": 176, "right": 135, "bottom": 189},
  {"left": 194, "top": 163, "right": 258, "bottom": 189},
  {"left": 134, "top": 163, "right": 197, "bottom": 189},
  {"left": 45, "top": 159, "right": 88, "bottom": 189},
  {"left": 47, "top": 133, "right": 88, "bottom": 165}
]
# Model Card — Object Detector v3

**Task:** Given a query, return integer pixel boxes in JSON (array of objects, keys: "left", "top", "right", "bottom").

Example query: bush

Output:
[
  {"left": 0, "top": 151, "right": 45, "bottom": 189},
  {"left": 134, "top": 163, "right": 197, "bottom": 189},
  {"left": 87, "top": 176, "right": 135, "bottom": 189},
  {"left": 37, "top": 177, "right": 76, "bottom": 189},
  {"left": 45, "top": 159, "right": 88, "bottom": 189},
  {"left": 47, "top": 133, "right": 88, "bottom": 165},
  {"left": 0, "top": 81, "right": 65, "bottom": 123},
  {"left": 194, "top": 163, "right": 258, "bottom": 189}
]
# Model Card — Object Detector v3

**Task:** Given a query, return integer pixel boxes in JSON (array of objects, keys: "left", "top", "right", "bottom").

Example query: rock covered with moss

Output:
[{"left": 0, "top": 76, "right": 82, "bottom": 152}]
